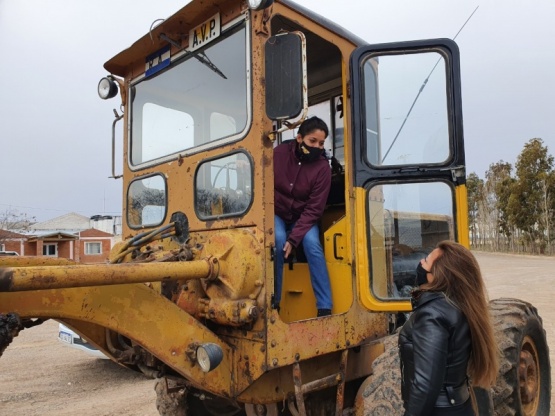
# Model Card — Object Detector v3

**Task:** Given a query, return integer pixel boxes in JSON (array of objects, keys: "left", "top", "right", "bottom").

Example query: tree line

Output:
[
  {"left": 467, "top": 138, "right": 555, "bottom": 254},
  {"left": 2, "top": 138, "right": 554, "bottom": 256}
]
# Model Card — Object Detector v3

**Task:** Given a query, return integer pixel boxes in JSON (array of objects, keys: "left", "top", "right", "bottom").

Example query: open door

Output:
[{"left": 349, "top": 39, "right": 468, "bottom": 312}]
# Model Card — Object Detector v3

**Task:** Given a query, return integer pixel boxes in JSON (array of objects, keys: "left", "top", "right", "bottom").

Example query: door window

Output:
[
  {"left": 367, "top": 181, "right": 455, "bottom": 300},
  {"left": 362, "top": 52, "right": 451, "bottom": 167}
]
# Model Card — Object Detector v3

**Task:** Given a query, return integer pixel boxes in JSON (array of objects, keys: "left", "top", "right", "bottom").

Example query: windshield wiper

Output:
[
  {"left": 159, "top": 33, "right": 227, "bottom": 80},
  {"left": 194, "top": 51, "right": 227, "bottom": 79}
]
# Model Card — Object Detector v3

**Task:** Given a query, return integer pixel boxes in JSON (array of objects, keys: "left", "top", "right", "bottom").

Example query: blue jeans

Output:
[{"left": 274, "top": 215, "right": 332, "bottom": 310}]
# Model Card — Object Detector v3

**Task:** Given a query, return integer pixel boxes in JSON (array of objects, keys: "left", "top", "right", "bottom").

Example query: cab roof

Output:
[{"left": 103, "top": 0, "right": 366, "bottom": 76}]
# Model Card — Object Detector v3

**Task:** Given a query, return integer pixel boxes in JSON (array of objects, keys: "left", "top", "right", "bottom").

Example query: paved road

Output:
[{"left": 0, "top": 251, "right": 553, "bottom": 415}]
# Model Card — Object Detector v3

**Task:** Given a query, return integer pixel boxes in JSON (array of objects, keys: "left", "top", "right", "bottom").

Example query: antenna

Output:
[{"left": 381, "top": 5, "right": 479, "bottom": 163}]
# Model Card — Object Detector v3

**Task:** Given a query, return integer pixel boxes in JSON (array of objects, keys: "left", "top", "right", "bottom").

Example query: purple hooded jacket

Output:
[{"left": 274, "top": 140, "right": 331, "bottom": 247}]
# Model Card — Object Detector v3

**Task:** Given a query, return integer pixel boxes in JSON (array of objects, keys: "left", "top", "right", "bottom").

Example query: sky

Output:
[{"left": 1, "top": 0, "right": 554, "bottom": 222}]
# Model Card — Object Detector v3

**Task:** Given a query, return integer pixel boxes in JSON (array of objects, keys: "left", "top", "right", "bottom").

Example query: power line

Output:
[{"left": 382, "top": 5, "right": 480, "bottom": 163}]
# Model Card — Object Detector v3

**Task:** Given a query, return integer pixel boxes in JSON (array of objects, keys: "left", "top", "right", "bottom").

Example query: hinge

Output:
[{"left": 449, "top": 165, "right": 466, "bottom": 184}]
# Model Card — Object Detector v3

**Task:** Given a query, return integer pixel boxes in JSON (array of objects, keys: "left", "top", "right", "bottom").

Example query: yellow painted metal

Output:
[
  {"left": 198, "top": 297, "right": 259, "bottom": 325},
  {"left": 280, "top": 263, "right": 316, "bottom": 322},
  {"left": 279, "top": 217, "right": 353, "bottom": 322},
  {"left": 170, "top": 228, "right": 267, "bottom": 327},
  {"left": 237, "top": 342, "right": 385, "bottom": 403},
  {"left": 0, "top": 257, "right": 77, "bottom": 267},
  {"left": 327, "top": 263, "right": 353, "bottom": 313},
  {"left": 0, "top": 259, "right": 215, "bottom": 292},
  {"left": 456, "top": 184, "right": 470, "bottom": 248},
  {"left": 0, "top": 283, "right": 234, "bottom": 396},
  {"left": 367, "top": 186, "right": 388, "bottom": 300},
  {"left": 323, "top": 215, "right": 350, "bottom": 264},
  {"left": 262, "top": 305, "right": 390, "bottom": 401},
  {"left": 199, "top": 229, "right": 264, "bottom": 301},
  {"left": 323, "top": 217, "right": 352, "bottom": 314},
  {"left": 58, "top": 318, "right": 113, "bottom": 357}
]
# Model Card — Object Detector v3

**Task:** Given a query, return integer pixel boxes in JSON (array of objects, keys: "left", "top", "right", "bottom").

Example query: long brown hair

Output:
[{"left": 425, "top": 240, "right": 498, "bottom": 388}]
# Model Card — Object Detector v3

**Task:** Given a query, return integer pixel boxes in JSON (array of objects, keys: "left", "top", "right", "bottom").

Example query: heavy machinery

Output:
[{"left": 0, "top": 1, "right": 551, "bottom": 414}]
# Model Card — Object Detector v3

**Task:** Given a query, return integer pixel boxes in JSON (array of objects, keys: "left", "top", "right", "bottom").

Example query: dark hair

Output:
[
  {"left": 426, "top": 241, "right": 498, "bottom": 388},
  {"left": 297, "top": 116, "right": 329, "bottom": 138}
]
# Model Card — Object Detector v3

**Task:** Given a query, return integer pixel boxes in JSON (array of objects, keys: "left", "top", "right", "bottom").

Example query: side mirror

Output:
[{"left": 265, "top": 32, "right": 307, "bottom": 120}]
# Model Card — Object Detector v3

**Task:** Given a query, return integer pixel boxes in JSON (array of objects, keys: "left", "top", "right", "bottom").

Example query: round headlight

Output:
[
  {"left": 196, "top": 343, "right": 223, "bottom": 373},
  {"left": 98, "top": 76, "right": 119, "bottom": 100},
  {"left": 247, "top": 0, "right": 274, "bottom": 11}
]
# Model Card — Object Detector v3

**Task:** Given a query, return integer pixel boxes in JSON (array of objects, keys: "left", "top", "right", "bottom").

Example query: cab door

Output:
[{"left": 349, "top": 39, "right": 467, "bottom": 311}]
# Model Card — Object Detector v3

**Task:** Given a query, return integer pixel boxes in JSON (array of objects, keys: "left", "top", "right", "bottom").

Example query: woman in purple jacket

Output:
[{"left": 273, "top": 116, "right": 333, "bottom": 317}]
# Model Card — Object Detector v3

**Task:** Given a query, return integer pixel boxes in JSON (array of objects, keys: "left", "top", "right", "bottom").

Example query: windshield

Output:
[{"left": 130, "top": 24, "right": 249, "bottom": 166}]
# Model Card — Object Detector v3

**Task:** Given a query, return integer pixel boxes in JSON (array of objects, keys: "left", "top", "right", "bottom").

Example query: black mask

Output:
[
  {"left": 296, "top": 142, "right": 323, "bottom": 162},
  {"left": 415, "top": 263, "right": 430, "bottom": 286}
]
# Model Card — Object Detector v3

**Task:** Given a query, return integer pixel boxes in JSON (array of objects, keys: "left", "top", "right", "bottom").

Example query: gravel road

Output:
[{"left": 0, "top": 251, "right": 553, "bottom": 415}]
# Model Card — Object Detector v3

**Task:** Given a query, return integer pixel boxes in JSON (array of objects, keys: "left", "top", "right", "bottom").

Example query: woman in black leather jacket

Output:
[{"left": 398, "top": 241, "right": 498, "bottom": 416}]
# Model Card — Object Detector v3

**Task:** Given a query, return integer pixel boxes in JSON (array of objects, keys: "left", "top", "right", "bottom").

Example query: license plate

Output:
[
  {"left": 59, "top": 331, "right": 73, "bottom": 344},
  {"left": 189, "top": 13, "right": 220, "bottom": 52}
]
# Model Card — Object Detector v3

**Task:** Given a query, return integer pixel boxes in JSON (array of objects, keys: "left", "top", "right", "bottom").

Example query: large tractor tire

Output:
[
  {"left": 0, "top": 313, "right": 23, "bottom": 357},
  {"left": 354, "top": 333, "right": 493, "bottom": 416},
  {"left": 354, "top": 334, "right": 404, "bottom": 416},
  {"left": 489, "top": 298, "right": 551, "bottom": 416}
]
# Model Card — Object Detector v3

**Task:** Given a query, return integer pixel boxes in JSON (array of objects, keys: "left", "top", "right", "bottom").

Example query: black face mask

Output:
[
  {"left": 296, "top": 142, "right": 323, "bottom": 162},
  {"left": 415, "top": 262, "right": 430, "bottom": 286}
]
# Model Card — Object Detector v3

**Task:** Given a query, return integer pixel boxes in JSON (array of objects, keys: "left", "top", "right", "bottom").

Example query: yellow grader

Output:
[{"left": 0, "top": 1, "right": 550, "bottom": 414}]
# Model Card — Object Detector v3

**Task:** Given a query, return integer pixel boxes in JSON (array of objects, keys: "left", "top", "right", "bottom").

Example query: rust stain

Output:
[
  {"left": 30, "top": 275, "right": 56, "bottom": 286},
  {"left": 0, "top": 269, "right": 14, "bottom": 292}
]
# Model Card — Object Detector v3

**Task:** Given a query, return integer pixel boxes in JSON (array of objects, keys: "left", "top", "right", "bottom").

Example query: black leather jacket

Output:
[{"left": 398, "top": 291, "right": 471, "bottom": 416}]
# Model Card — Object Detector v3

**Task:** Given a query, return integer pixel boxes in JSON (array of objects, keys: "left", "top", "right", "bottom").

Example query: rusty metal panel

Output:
[{"left": 0, "top": 283, "right": 234, "bottom": 396}]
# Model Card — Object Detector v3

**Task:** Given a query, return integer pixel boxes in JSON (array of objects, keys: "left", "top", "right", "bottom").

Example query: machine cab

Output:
[{"left": 99, "top": 2, "right": 466, "bottom": 323}]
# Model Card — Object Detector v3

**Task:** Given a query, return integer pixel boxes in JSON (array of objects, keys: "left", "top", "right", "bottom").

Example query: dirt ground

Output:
[{"left": 0, "top": 251, "right": 553, "bottom": 415}]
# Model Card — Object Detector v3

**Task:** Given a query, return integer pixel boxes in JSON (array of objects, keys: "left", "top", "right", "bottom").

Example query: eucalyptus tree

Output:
[
  {"left": 486, "top": 161, "right": 514, "bottom": 250},
  {"left": 508, "top": 138, "right": 554, "bottom": 253},
  {"left": 466, "top": 172, "right": 484, "bottom": 247}
]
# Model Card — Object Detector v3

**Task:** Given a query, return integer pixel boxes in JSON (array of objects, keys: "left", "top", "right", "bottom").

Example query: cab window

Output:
[
  {"left": 130, "top": 24, "right": 249, "bottom": 167},
  {"left": 368, "top": 181, "right": 455, "bottom": 300},
  {"left": 195, "top": 152, "right": 253, "bottom": 219},
  {"left": 127, "top": 174, "right": 167, "bottom": 228},
  {"left": 280, "top": 98, "right": 344, "bottom": 169}
]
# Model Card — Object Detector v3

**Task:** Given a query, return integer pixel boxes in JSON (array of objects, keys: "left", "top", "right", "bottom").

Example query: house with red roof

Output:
[{"left": 0, "top": 213, "right": 120, "bottom": 263}]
